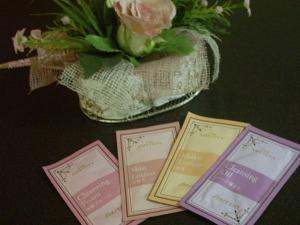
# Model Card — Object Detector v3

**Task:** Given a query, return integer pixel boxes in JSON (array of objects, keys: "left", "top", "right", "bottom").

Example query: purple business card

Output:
[{"left": 180, "top": 126, "right": 300, "bottom": 225}]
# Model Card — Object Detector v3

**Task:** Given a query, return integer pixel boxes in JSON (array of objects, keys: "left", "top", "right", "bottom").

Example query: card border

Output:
[
  {"left": 180, "top": 126, "right": 300, "bottom": 225},
  {"left": 148, "top": 112, "right": 248, "bottom": 206},
  {"left": 116, "top": 122, "right": 184, "bottom": 221}
]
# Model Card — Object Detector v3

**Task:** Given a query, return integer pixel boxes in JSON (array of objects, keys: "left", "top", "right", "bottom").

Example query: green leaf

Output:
[
  {"left": 53, "top": 0, "right": 96, "bottom": 34},
  {"left": 26, "top": 37, "right": 92, "bottom": 51},
  {"left": 153, "top": 29, "right": 194, "bottom": 55},
  {"left": 91, "top": 0, "right": 104, "bottom": 27},
  {"left": 77, "top": 0, "right": 103, "bottom": 36},
  {"left": 85, "top": 35, "right": 120, "bottom": 53},
  {"left": 126, "top": 55, "right": 140, "bottom": 66},
  {"left": 79, "top": 53, "right": 122, "bottom": 79}
]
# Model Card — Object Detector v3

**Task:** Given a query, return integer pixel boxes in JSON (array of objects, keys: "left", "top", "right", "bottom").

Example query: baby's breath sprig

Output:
[{"left": 173, "top": 0, "right": 248, "bottom": 35}]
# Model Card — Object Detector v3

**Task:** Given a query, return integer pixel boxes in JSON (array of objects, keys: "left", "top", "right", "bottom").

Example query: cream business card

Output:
[{"left": 148, "top": 112, "right": 248, "bottom": 206}]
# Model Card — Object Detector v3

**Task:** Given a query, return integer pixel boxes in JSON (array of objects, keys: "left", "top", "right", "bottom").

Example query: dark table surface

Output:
[{"left": 0, "top": 0, "right": 299, "bottom": 225}]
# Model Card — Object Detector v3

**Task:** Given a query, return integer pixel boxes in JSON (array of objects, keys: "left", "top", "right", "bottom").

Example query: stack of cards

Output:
[{"left": 43, "top": 112, "right": 300, "bottom": 225}]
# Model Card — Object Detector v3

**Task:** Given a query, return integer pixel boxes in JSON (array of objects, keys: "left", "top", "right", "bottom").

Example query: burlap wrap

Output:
[
  {"left": 58, "top": 29, "right": 211, "bottom": 120},
  {"left": 29, "top": 51, "right": 78, "bottom": 91}
]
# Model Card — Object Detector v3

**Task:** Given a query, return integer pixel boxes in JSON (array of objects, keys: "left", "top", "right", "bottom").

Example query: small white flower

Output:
[
  {"left": 215, "top": 6, "right": 224, "bottom": 14},
  {"left": 201, "top": 0, "right": 208, "bottom": 7},
  {"left": 12, "top": 28, "right": 28, "bottom": 54},
  {"left": 244, "top": 0, "right": 251, "bottom": 16},
  {"left": 61, "top": 16, "right": 71, "bottom": 25},
  {"left": 30, "top": 29, "right": 42, "bottom": 40}
]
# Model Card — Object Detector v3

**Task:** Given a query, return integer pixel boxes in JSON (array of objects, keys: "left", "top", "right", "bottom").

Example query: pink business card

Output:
[
  {"left": 116, "top": 122, "right": 183, "bottom": 221},
  {"left": 43, "top": 140, "right": 144, "bottom": 225}
]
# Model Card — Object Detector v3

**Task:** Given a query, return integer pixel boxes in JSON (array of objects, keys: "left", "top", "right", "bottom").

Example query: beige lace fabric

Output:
[{"left": 58, "top": 29, "right": 210, "bottom": 119}]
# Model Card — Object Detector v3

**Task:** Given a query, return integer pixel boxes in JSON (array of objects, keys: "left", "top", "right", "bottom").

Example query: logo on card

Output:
[
  {"left": 56, "top": 163, "right": 73, "bottom": 183},
  {"left": 189, "top": 123, "right": 208, "bottom": 137},
  {"left": 125, "top": 136, "right": 144, "bottom": 151},
  {"left": 188, "top": 122, "right": 224, "bottom": 140},
  {"left": 242, "top": 135, "right": 266, "bottom": 149},
  {"left": 212, "top": 194, "right": 250, "bottom": 224},
  {"left": 125, "top": 135, "right": 162, "bottom": 152},
  {"left": 241, "top": 135, "right": 276, "bottom": 160}
]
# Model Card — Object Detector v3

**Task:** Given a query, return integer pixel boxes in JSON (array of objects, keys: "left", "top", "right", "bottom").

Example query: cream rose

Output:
[{"left": 113, "top": 0, "right": 176, "bottom": 36}]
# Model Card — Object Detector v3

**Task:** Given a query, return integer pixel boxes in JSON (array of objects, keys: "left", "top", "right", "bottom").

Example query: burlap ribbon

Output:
[
  {"left": 58, "top": 29, "right": 213, "bottom": 119},
  {"left": 0, "top": 29, "right": 219, "bottom": 120}
]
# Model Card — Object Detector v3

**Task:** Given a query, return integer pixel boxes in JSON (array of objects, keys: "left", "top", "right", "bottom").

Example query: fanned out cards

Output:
[
  {"left": 42, "top": 113, "right": 300, "bottom": 225},
  {"left": 116, "top": 123, "right": 183, "bottom": 221},
  {"left": 180, "top": 126, "right": 300, "bottom": 225},
  {"left": 148, "top": 113, "right": 248, "bottom": 206},
  {"left": 43, "top": 141, "right": 144, "bottom": 225}
]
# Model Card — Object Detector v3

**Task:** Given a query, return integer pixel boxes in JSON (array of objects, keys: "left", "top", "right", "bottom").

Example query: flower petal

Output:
[
  {"left": 30, "top": 29, "right": 42, "bottom": 40},
  {"left": 114, "top": 0, "right": 176, "bottom": 36},
  {"left": 244, "top": 0, "right": 251, "bottom": 16},
  {"left": 12, "top": 28, "right": 27, "bottom": 54}
]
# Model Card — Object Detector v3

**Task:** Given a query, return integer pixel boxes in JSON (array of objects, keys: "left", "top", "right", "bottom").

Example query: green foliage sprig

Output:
[
  {"left": 152, "top": 29, "right": 194, "bottom": 55},
  {"left": 12, "top": 0, "right": 250, "bottom": 78},
  {"left": 173, "top": 0, "right": 245, "bottom": 35}
]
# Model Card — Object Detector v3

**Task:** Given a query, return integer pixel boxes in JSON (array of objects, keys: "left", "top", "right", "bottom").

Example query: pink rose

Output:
[{"left": 114, "top": 0, "right": 176, "bottom": 36}]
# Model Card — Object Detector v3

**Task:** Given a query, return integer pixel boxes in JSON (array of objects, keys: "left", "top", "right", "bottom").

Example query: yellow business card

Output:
[{"left": 148, "top": 112, "right": 248, "bottom": 206}]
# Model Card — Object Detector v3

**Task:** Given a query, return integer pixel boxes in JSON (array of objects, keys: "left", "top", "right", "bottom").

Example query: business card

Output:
[
  {"left": 43, "top": 141, "right": 144, "bottom": 225},
  {"left": 117, "top": 122, "right": 183, "bottom": 221},
  {"left": 148, "top": 113, "right": 248, "bottom": 206},
  {"left": 181, "top": 126, "right": 300, "bottom": 225}
]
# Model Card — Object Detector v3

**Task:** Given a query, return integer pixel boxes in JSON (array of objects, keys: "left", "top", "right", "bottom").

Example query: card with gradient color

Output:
[
  {"left": 148, "top": 113, "right": 248, "bottom": 206},
  {"left": 43, "top": 141, "right": 144, "bottom": 225},
  {"left": 180, "top": 126, "right": 300, "bottom": 225},
  {"left": 117, "top": 122, "right": 183, "bottom": 221}
]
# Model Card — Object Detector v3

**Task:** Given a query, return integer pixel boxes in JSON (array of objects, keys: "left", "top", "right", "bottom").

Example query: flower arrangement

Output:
[{"left": 1, "top": 0, "right": 251, "bottom": 122}]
